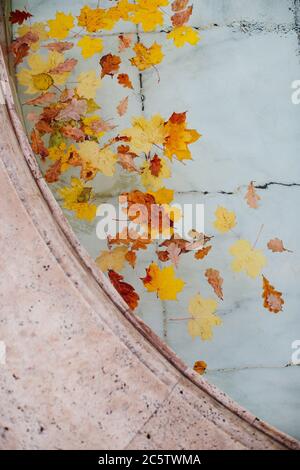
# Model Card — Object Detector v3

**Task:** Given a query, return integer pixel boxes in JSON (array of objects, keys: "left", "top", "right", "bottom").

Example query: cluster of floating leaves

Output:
[{"left": 10, "top": 2, "right": 291, "bottom": 374}]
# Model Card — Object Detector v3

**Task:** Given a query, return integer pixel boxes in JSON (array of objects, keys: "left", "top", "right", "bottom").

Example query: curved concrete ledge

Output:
[{"left": 0, "top": 12, "right": 299, "bottom": 450}]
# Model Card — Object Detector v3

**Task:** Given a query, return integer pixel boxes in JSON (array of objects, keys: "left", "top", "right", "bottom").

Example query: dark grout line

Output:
[
  {"left": 293, "top": 0, "right": 300, "bottom": 55},
  {"left": 136, "top": 26, "right": 145, "bottom": 113}
]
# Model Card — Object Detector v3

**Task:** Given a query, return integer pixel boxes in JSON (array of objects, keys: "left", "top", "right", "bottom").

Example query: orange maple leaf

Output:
[{"left": 100, "top": 53, "right": 121, "bottom": 78}]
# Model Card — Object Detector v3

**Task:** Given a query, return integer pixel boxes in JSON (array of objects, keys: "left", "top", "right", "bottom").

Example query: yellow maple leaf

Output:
[
  {"left": 141, "top": 158, "right": 171, "bottom": 191},
  {"left": 167, "top": 26, "right": 200, "bottom": 47},
  {"left": 77, "top": 36, "right": 104, "bottom": 59},
  {"left": 229, "top": 240, "right": 267, "bottom": 278},
  {"left": 59, "top": 178, "right": 96, "bottom": 222},
  {"left": 47, "top": 12, "right": 74, "bottom": 40},
  {"left": 78, "top": 141, "right": 117, "bottom": 177},
  {"left": 188, "top": 293, "right": 222, "bottom": 341},
  {"left": 130, "top": 0, "right": 168, "bottom": 32},
  {"left": 76, "top": 70, "right": 102, "bottom": 99},
  {"left": 164, "top": 112, "right": 201, "bottom": 161},
  {"left": 142, "top": 262, "right": 185, "bottom": 300},
  {"left": 77, "top": 5, "right": 119, "bottom": 32},
  {"left": 213, "top": 206, "right": 236, "bottom": 233},
  {"left": 149, "top": 187, "right": 174, "bottom": 205},
  {"left": 17, "top": 51, "right": 70, "bottom": 94},
  {"left": 130, "top": 42, "right": 164, "bottom": 71},
  {"left": 96, "top": 246, "right": 128, "bottom": 272},
  {"left": 122, "top": 115, "right": 167, "bottom": 154}
]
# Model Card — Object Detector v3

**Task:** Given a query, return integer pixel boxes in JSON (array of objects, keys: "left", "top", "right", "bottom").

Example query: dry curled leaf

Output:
[
  {"left": 245, "top": 181, "right": 261, "bottom": 209},
  {"left": 117, "top": 96, "right": 129, "bottom": 117},
  {"left": 117, "top": 73, "right": 133, "bottom": 89},
  {"left": 149, "top": 154, "right": 162, "bottom": 177},
  {"left": 108, "top": 270, "right": 139, "bottom": 311},
  {"left": 125, "top": 250, "right": 137, "bottom": 269},
  {"left": 262, "top": 275, "right": 284, "bottom": 314},
  {"left": 267, "top": 238, "right": 292, "bottom": 253},
  {"left": 194, "top": 245, "right": 212, "bottom": 260},
  {"left": 205, "top": 269, "right": 224, "bottom": 300},
  {"left": 100, "top": 53, "right": 121, "bottom": 78},
  {"left": 193, "top": 360, "right": 207, "bottom": 375}
]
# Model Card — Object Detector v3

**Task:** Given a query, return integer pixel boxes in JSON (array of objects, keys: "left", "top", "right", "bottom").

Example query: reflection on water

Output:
[{"left": 10, "top": 0, "right": 300, "bottom": 439}]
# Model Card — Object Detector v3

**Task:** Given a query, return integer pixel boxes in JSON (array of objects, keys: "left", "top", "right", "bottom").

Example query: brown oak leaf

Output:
[
  {"left": 45, "top": 160, "right": 62, "bottom": 183},
  {"left": 267, "top": 238, "right": 292, "bottom": 253},
  {"left": 117, "top": 96, "right": 129, "bottom": 116},
  {"left": 117, "top": 73, "right": 133, "bottom": 89},
  {"left": 43, "top": 42, "right": 74, "bottom": 53},
  {"left": 171, "top": 5, "right": 193, "bottom": 27},
  {"left": 194, "top": 245, "right": 212, "bottom": 260},
  {"left": 30, "top": 129, "right": 49, "bottom": 160},
  {"left": 100, "top": 54, "right": 121, "bottom": 78},
  {"left": 245, "top": 181, "right": 261, "bottom": 209},
  {"left": 49, "top": 58, "right": 77, "bottom": 74},
  {"left": 9, "top": 9, "right": 33, "bottom": 25},
  {"left": 193, "top": 360, "right": 207, "bottom": 375},
  {"left": 262, "top": 275, "right": 284, "bottom": 314},
  {"left": 171, "top": 0, "right": 189, "bottom": 12},
  {"left": 149, "top": 154, "right": 162, "bottom": 177},
  {"left": 108, "top": 270, "right": 139, "bottom": 311},
  {"left": 205, "top": 268, "right": 224, "bottom": 300}
]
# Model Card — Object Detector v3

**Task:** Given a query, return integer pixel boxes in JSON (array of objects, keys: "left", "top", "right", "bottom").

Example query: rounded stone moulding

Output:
[{"left": 0, "top": 4, "right": 299, "bottom": 450}]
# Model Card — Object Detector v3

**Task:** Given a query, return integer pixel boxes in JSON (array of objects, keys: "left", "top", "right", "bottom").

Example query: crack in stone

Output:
[{"left": 207, "top": 362, "right": 299, "bottom": 374}]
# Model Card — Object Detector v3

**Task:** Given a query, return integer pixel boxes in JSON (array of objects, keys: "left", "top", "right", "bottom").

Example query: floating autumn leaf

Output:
[
  {"left": 10, "top": 31, "right": 39, "bottom": 65},
  {"left": 164, "top": 112, "right": 200, "bottom": 161},
  {"left": 59, "top": 178, "right": 97, "bottom": 222},
  {"left": 47, "top": 12, "right": 74, "bottom": 40},
  {"left": 262, "top": 275, "right": 284, "bottom": 314},
  {"left": 108, "top": 227, "right": 151, "bottom": 252},
  {"left": 213, "top": 206, "right": 236, "bottom": 233},
  {"left": 117, "top": 145, "right": 139, "bottom": 173},
  {"left": 9, "top": 9, "right": 33, "bottom": 25},
  {"left": 194, "top": 245, "right": 212, "bottom": 260},
  {"left": 30, "top": 129, "right": 49, "bottom": 159},
  {"left": 77, "top": 5, "right": 121, "bottom": 33},
  {"left": 117, "top": 73, "right": 133, "bottom": 89},
  {"left": 17, "top": 51, "right": 71, "bottom": 94},
  {"left": 166, "top": 243, "right": 182, "bottom": 268},
  {"left": 24, "top": 92, "right": 56, "bottom": 106},
  {"left": 188, "top": 293, "right": 221, "bottom": 341},
  {"left": 118, "top": 33, "right": 133, "bottom": 52},
  {"left": 130, "top": 42, "right": 164, "bottom": 71},
  {"left": 96, "top": 246, "right": 128, "bottom": 272},
  {"left": 108, "top": 270, "right": 140, "bottom": 311},
  {"left": 76, "top": 70, "right": 102, "bottom": 99},
  {"left": 45, "top": 159, "right": 62, "bottom": 183},
  {"left": 56, "top": 98, "right": 87, "bottom": 121},
  {"left": 61, "top": 125, "right": 85, "bottom": 142},
  {"left": 205, "top": 269, "right": 224, "bottom": 300},
  {"left": 229, "top": 240, "right": 267, "bottom": 279},
  {"left": 167, "top": 26, "right": 200, "bottom": 47},
  {"left": 78, "top": 141, "right": 117, "bottom": 178},
  {"left": 100, "top": 53, "right": 121, "bottom": 78},
  {"left": 43, "top": 41, "right": 74, "bottom": 53},
  {"left": 193, "top": 360, "right": 207, "bottom": 375},
  {"left": 122, "top": 114, "right": 166, "bottom": 154},
  {"left": 117, "top": 96, "right": 129, "bottom": 116},
  {"left": 149, "top": 187, "right": 174, "bottom": 205},
  {"left": 49, "top": 57, "right": 77, "bottom": 74},
  {"left": 17, "top": 22, "right": 49, "bottom": 52},
  {"left": 78, "top": 36, "right": 103, "bottom": 59},
  {"left": 141, "top": 156, "right": 171, "bottom": 191},
  {"left": 125, "top": 250, "right": 137, "bottom": 269},
  {"left": 171, "top": 0, "right": 189, "bottom": 11},
  {"left": 171, "top": 6, "right": 193, "bottom": 27},
  {"left": 267, "top": 238, "right": 292, "bottom": 253},
  {"left": 245, "top": 181, "right": 261, "bottom": 209},
  {"left": 130, "top": 0, "right": 168, "bottom": 32},
  {"left": 142, "top": 262, "right": 185, "bottom": 300}
]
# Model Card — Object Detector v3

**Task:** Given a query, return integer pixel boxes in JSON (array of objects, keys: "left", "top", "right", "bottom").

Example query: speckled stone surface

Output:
[{"left": 0, "top": 4, "right": 299, "bottom": 450}]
